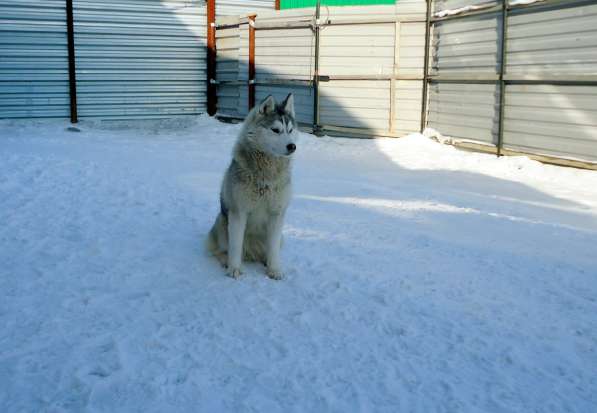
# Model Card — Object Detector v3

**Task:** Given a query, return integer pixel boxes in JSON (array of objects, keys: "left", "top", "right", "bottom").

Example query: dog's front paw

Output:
[
  {"left": 227, "top": 267, "right": 242, "bottom": 279},
  {"left": 266, "top": 267, "right": 283, "bottom": 280}
]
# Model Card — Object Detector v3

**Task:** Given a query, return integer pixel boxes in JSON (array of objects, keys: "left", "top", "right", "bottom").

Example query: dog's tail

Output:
[{"left": 205, "top": 213, "right": 226, "bottom": 255}]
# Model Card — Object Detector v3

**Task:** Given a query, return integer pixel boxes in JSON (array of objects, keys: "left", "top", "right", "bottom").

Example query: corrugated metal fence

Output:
[
  {"left": 0, "top": 0, "right": 71, "bottom": 118},
  {"left": 0, "top": 0, "right": 275, "bottom": 120},
  {"left": 427, "top": 0, "right": 597, "bottom": 166},
  {"left": 73, "top": 0, "right": 207, "bottom": 119},
  {"left": 215, "top": 1, "right": 427, "bottom": 137}
]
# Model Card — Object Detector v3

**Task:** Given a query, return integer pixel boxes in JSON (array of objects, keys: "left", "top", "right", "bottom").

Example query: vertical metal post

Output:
[
  {"left": 389, "top": 21, "right": 400, "bottom": 133},
  {"left": 248, "top": 15, "right": 256, "bottom": 110},
  {"left": 312, "top": 0, "right": 321, "bottom": 134},
  {"left": 65, "top": 0, "right": 78, "bottom": 123},
  {"left": 496, "top": 0, "right": 508, "bottom": 156},
  {"left": 420, "top": 0, "right": 431, "bottom": 133},
  {"left": 275, "top": 0, "right": 280, "bottom": 10},
  {"left": 207, "top": 0, "right": 217, "bottom": 116}
]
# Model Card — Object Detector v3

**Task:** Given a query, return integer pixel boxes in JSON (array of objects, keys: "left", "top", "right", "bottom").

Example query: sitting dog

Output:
[{"left": 206, "top": 94, "right": 297, "bottom": 279}]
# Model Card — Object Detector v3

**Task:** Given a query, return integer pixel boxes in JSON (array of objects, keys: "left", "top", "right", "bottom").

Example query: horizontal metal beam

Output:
[
  {"left": 319, "top": 74, "right": 424, "bottom": 81},
  {"left": 321, "top": 124, "right": 403, "bottom": 138},
  {"left": 428, "top": 74, "right": 499, "bottom": 82},
  {"left": 252, "top": 17, "right": 425, "bottom": 31},
  {"left": 449, "top": 140, "right": 597, "bottom": 171},
  {"left": 503, "top": 74, "right": 597, "bottom": 83},
  {"left": 428, "top": 74, "right": 597, "bottom": 86},
  {"left": 214, "top": 23, "right": 241, "bottom": 30},
  {"left": 216, "top": 74, "right": 425, "bottom": 86},
  {"left": 215, "top": 79, "right": 313, "bottom": 87}
]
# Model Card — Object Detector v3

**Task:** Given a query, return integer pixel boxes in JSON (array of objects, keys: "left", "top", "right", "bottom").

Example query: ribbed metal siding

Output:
[
  {"left": 318, "top": 2, "right": 426, "bottom": 135},
  {"left": 507, "top": 3, "right": 597, "bottom": 75},
  {"left": 504, "top": 85, "right": 597, "bottom": 162},
  {"left": 217, "top": 0, "right": 275, "bottom": 16},
  {"left": 428, "top": 82, "right": 500, "bottom": 144},
  {"left": 216, "top": 16, "right": 241, "bottom": 117},
  {"left": 0, "top": 0, "right": 70, "bottom": 118},
  {"left": 431, "top": 12, "right": 501, "bottom": 75},
  {"left": 73, "top": 0, "right": 206, "bottom": 119},
  {"left": 239, "top": 9, "right": 315, "bottom": 121},
  {"left": 428, "top": 1, "right": 597, "bottom": 164},
  {"left": 502, "top": 2, "right": 597, "bottom": 162},
  {"left": 428, "top": 1, "right": 501, "bottom": 143},
  {"left": 216, "top": 4, "right": 426, "bottom": 133}
]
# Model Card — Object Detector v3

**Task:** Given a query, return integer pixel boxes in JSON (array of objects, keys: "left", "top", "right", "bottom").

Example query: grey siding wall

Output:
[
  {"left": 504, "top": 85, "right": 597, "bottom": 161},
  {"left": 430, "top": 12, "right": 501, "bottom": 76},
  {"left": 73, "top": 0, "right": 206, "bottom": 119},
  {"left": 0, "top": 0, "right": 70, "bottom": 118},
  {"left": 428, "top": 82, "right": 499, "bottom": 144},
  {"left": 427, "top": 0, "right": 597, "bottom": 164},
  {"left": 1, "top": 0, "right": 207, "bottom": 120}
]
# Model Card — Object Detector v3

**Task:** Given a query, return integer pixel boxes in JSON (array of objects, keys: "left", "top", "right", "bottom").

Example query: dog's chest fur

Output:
[{"left": 230, "top": 146, "right": 291, "bottom": 208}]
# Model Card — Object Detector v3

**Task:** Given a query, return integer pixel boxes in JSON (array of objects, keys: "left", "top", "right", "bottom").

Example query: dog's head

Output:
[{"left": 247, "top": 94, "right": 298, "bottom": 157}]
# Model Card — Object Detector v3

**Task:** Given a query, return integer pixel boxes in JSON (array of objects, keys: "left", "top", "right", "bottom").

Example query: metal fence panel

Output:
[
  {"left": 319, "top": 23, "right": 395, "bottom": 76},
  {"left": 504, "top": 85, "right": 597, "bottom": 162},
  {"left": 394, "top": 80, "right": 423, "bottom": 135},
  {"left": 215, "top": 16, "right": 241, "bottom": 117},
  {"left": 319, "top": 80, "right": 390, "bottom": 130},
  {"left": 216, "top": 4, "right": 426, "bottom": 136},
  {"left": 507, "top": 3, "right": 597, "bottom": 76},
  {"left": 0, "top": 0, "right": 70, "bottom": 118},
  {"left": 73, "top": 0, "right": 207, "bottom": 119},
  {"left": 431, "top": 12, "right": 501, "bottom": 75},
  {"left": 427, "top": 82, "right": 500, "bottom": 144},
  {"left": 317, "top": 4, "right": 426, "bottom": 135},
  {"left": 426, "top": 0, "right": 597, "bottom": 166}
]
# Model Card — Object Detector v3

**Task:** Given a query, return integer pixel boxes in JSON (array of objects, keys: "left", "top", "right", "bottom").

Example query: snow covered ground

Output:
[{"left": 1, "top": 115, "right": 596, "bottom": 412}]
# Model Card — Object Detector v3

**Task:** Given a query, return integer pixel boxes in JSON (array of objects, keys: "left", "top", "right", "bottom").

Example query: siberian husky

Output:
[{"left": 206, "top": 94, "right": 297, "bottom": 279}]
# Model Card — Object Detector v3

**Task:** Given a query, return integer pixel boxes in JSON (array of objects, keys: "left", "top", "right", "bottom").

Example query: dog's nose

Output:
[{"left": 286, "top": 143, "right": 296, "bottom": 154}]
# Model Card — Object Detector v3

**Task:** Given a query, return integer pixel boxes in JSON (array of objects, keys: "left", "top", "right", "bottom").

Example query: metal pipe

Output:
[
  {"left": 312, "top": 0, "right": 321, "bottom": 135},
  {"left": 65, "top": 0, "right": 78, "bottom": 123},
  {"left": 207, "top": 0, "right": 217, "bottom": 116},
  {"left": 248, "top": 15, "right": 256, "bottom": 110},
  {"left": 420, "top": 0, "right": 432, "bottom": 133},
  {"left": 496, "top": 0, "right": 508, "bottom": 157}
]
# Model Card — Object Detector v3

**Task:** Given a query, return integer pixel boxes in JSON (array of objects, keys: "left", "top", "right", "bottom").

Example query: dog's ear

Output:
[
  {"left": 282, "top": 93, "right": 295, "bottom": 116},
  {"left": 258, "top": 95, "right": 276, "bottom": 115}
]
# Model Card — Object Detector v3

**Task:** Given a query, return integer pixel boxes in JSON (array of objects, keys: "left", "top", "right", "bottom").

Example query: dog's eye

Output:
[{"left": 271, "top": 127, "right": 281, "bottom": 134}]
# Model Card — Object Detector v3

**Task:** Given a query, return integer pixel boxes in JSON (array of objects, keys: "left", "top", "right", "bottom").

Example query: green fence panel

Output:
[{"left": 280, "top": 0, "right": 395, "bottom": 9}]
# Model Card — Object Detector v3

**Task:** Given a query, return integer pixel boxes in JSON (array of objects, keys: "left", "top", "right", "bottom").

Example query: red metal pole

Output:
[
  {"left": 275, "top": 0, "right": 280, "bottom": 10},
  {"left": 248, "top": 14, "right": 256, "bottom": 110},
  {"left": 207, "top": 0, "right": 217, "bottom": 116}
]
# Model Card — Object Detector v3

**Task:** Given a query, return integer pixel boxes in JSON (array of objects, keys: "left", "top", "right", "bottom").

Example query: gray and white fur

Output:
[{"left": 206, "top": 94, "right": 298, "bottom": 279}]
